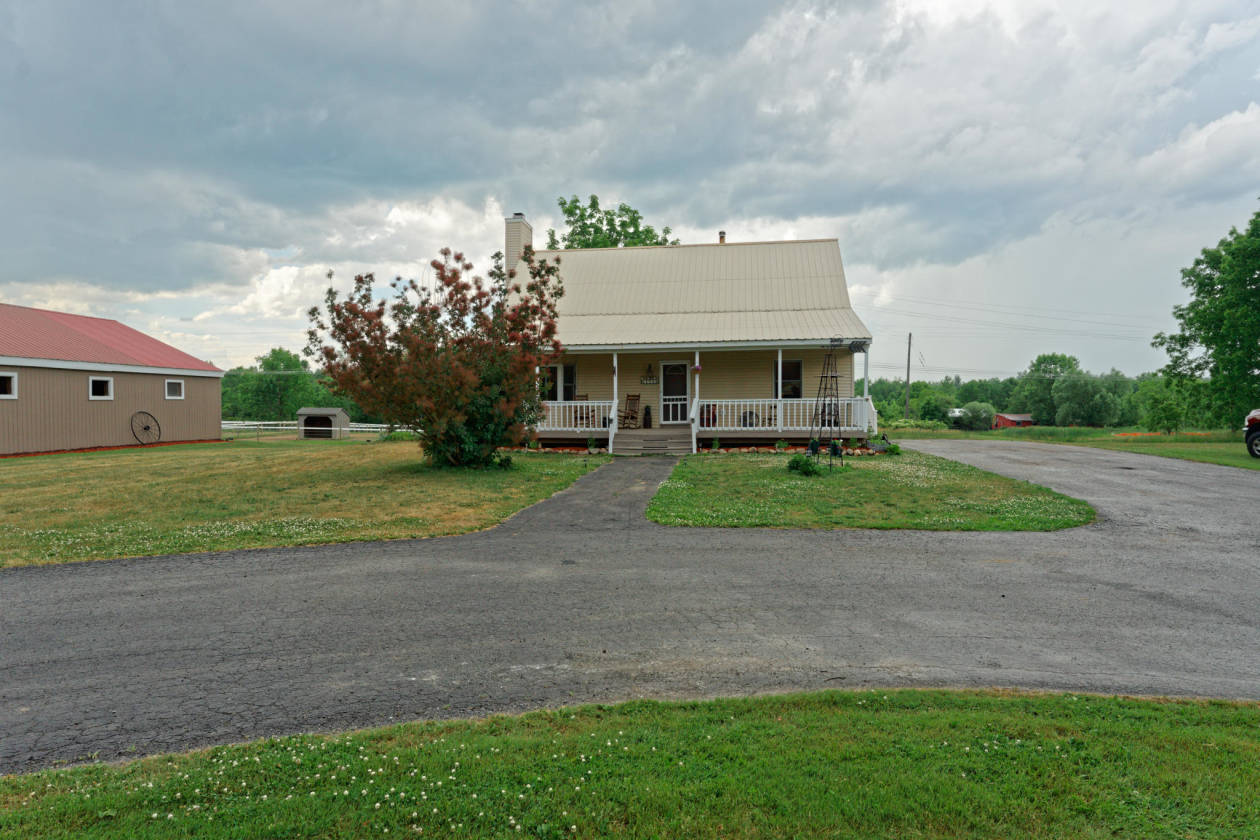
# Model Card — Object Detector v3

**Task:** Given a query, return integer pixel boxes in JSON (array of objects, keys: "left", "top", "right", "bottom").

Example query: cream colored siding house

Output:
[{"left": 503, "top": 214, "right": 875, "bottom": 453}]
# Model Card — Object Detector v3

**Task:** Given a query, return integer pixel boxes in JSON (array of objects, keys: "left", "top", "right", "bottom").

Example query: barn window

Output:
[
  {"left": 88, "top": 376, "right": 114, "bottom": 400},
  {"left": 165, "top": 379, "right": 185, "bottom": 400},
  {"left": 773, "top": 360, "right": 803, "bottom": 399},
  {"left": 0, "top": 371, "right": 15, "bottom": 399}
]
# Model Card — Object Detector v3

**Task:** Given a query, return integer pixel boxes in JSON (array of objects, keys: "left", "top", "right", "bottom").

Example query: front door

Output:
[{"left": 660, "top": 361, "right": 689, "bottom": 423}]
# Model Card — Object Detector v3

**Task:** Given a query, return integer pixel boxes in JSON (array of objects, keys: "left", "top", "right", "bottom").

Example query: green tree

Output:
[
  {"left": 545, "top": 194, "right": 679, "bottom": 249},
  {"left": 916, "top": 393, "right": 949, "bottom": 423},
  {"left": 221, "top": 348, "right": 366, "bottom": 421},
  {"left": 1135, "top": 377, "right": 1185, "bottom": 434},
  {"left": 1154, "top": 204, "right": 1260, "bottom": 426},
  {"left": 1007, "top": 353, "right": 1081, "bottom": 425},
  {"left": 957, "top": 377, "right": 1016, "bottom": 411},
  {"left": 874, "top": 398, "right": 901, "bottom": 421},
  {"left": 1099, "top": 369, "right": 1139, "bottom": 426},
  {"left": 1052, "top": 372, "right": 1120, "bottom": 427},
  {"left": 251, "top": 349, "right": 324, "bottom": 420},
  {"left": 958, "top": 401, "right": 996, "bottom": 431}
]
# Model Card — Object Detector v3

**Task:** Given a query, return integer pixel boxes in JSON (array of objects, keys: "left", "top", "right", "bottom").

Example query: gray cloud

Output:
[{"left": 1, "top": 0, "right": 1258, "bottom": 373}]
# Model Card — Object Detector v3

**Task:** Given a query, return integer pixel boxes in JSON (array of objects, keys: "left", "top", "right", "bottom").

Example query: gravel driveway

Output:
[{"left": 2, "top": 441, "right": 1258, "bottom": 773}]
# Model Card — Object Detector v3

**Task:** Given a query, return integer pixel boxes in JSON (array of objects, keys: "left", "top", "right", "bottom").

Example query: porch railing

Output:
[
  {"left": 536, "top": 400, "right": 616, "bottom": 433},
  {"left": 694, "top": 397, "right": 877, "bottom": 434}
]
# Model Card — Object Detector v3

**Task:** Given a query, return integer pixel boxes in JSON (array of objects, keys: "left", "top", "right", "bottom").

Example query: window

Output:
[
  {"left": 542, "top": 364, "right": 577, "bottom": 401},
  {"left": 774, "top": 360, "right": 803, "bottom": 399},
  {"left": 0, "top": 371, "right": 15, "bottom": 399},
  {"left": 88, "top": 376, "right": 114, "bottom": 400},
  {"left": 165, "top": 379, "right": 185, "bottom": 400}
]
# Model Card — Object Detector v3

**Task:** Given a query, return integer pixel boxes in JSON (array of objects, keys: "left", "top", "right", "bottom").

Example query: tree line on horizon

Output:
[
  {"left": 220, "top": 348, "right": 377, "bottom": 424},
  {"left": 857, "top": 352, "right": 1214, "bottom": 433}
]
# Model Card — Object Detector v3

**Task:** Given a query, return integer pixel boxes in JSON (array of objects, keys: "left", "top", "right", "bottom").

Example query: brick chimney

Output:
[
  {"left": 718, "top": 230, "right": 726, "bottom": 244},
  {"left": 505, "top": 212, "right": 533, "bottom": 272}
]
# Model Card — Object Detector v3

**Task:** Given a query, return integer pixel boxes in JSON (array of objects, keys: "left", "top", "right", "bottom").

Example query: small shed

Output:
[
  {"left": 993, "top": 412, "right": 1035, "bottom": 429},
  {"left": 297, "top": 407, "right": 350, "bottom": 439}
]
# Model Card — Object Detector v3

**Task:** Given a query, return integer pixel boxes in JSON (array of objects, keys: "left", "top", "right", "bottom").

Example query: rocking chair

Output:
[{"left": 618, "top": 394, "right": 642, "bottom": 429}]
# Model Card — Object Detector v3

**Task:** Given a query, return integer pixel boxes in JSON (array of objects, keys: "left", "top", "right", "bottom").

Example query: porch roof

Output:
[{"left": 537, "top": 238, "right": 872, "bottom": 349}]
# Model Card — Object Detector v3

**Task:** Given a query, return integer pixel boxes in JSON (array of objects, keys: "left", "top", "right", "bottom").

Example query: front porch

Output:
[{"left": 534, "top": 346, "right": 876, "bottom": 453}]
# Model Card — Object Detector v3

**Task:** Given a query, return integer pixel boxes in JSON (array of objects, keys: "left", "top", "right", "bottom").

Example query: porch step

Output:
[{"left": 613, "top": 428, "right": 693, "bottom": 455}]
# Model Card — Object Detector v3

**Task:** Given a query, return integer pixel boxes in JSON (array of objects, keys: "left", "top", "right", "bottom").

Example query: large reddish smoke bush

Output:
[{"left": 307, "top": 247, "right": 563, "bottom": 467}]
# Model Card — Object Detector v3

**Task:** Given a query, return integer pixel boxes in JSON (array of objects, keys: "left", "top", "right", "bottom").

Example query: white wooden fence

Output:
[{"left": 221, "top": 420, "right": 397, "bottom": 438}]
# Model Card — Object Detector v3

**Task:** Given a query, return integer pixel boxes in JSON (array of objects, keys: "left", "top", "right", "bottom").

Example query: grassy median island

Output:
[
  {"left": 2, "top": 690, "right": 1257, "bottom": 839},
  {"left": 0, "top": 440, "right": 609, "bottom": 567},
  {"left": 647, "top": 451, "right": 1094, "bottom": 531}
]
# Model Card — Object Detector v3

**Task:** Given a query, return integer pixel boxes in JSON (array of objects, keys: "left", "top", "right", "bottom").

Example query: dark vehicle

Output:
[{"left": 1246, "top": 409, "right": 1260, "bottom": 458}]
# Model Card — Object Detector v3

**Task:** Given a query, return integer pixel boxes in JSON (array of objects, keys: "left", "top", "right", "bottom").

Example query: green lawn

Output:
[
  {"left": 646, "top": 451, "right": 1094, "bottom": 530},
  {"left": 0, "top": 441, "right": 608, "bottom": 567},
  {"left": 891, "top": 427, "right": 1259, "bottom": 470},
  {"left": 3, "top": 690, "right": 1257, "bottom": 839}
]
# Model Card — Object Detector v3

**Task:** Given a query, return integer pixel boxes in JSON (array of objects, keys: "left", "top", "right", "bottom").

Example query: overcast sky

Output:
[{"left": 2, "top": 0, "right": 1258, "bottom": 380}]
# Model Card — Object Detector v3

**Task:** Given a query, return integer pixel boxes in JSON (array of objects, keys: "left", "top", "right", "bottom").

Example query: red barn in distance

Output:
[{"left": 993, "top": 412, "right": 1035, "bottom": 429}]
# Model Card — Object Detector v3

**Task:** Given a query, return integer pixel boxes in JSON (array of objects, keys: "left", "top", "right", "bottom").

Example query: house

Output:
[
  {"left": 993, "top": 412, "right": 1035, "bottom": 429},
  {"left": 0, "top": 303, "right": 223, "bottom": 455},
  {"left": 503, "top": 214, "right": 875, "bottom": 453}
]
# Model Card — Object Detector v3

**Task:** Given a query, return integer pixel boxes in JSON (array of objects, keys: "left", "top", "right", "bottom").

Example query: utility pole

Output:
[{"left": 904, "top": 332, "right": 912, "bottom": 419}]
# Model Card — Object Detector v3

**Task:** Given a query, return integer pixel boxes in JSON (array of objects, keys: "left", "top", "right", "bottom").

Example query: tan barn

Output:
[
  {"left": 503, "top": 214, "right": 876, "bottom": 453},
  {"left": 0, "top": 303, "right": 223, "bottom": 455}
]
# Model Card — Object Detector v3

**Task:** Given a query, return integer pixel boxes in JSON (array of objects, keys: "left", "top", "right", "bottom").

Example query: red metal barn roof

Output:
[{"left": 0, "top": 303, "right": 220, "bottom": 372}]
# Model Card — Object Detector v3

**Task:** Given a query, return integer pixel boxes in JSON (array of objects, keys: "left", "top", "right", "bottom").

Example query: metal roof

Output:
[
  {"left": 0, "top": 303, "right": 221, "bottom": 373},
  {"left": 536, "top": 238, "right": 872, "bottom": 348}
]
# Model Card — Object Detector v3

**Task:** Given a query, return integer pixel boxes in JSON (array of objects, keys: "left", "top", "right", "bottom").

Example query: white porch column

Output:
[
  {"left": 535, "top": 365, "right": 543, "bottom": 432},
  {"left": 692, "top": 350, "right": 700, "bottom": 454},
  {"left": 611, "top": 352, "right": 618, "bottom": 453},
  {"left": 777, "top": 348, "right": 784, "bottom": 432},
  {"left": 863, "top": 346, "right": 871, "bottom": 432}
]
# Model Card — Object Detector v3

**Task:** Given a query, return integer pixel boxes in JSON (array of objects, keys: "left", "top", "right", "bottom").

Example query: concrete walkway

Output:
[{"left": 2, "top": 443, "right": 1258, "bottom": 773}]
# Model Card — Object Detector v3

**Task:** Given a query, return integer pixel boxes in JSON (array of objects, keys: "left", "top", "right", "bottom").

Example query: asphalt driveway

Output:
[{"left": 2, "top": 441, "right": 1258, "bottom": 773}]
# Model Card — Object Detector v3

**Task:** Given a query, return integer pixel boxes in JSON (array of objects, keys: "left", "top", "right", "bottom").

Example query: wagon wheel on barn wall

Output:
[{"left": 131, "top": 411, "right": 162, "bottom": 445}]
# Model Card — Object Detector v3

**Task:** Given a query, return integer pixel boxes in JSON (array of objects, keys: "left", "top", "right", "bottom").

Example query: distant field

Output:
[
  {"left": 0, "top": 441, "right": 608, "bottom": 567},
  {"left": 2, "top": 689, "right": 1257, "bottom": 839},
  {"left": 888, "top": 427, "right": 1257, "bottom": 470},
  {"left": 647, "top": 451, "right": 1093, "bottom": 531}
]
